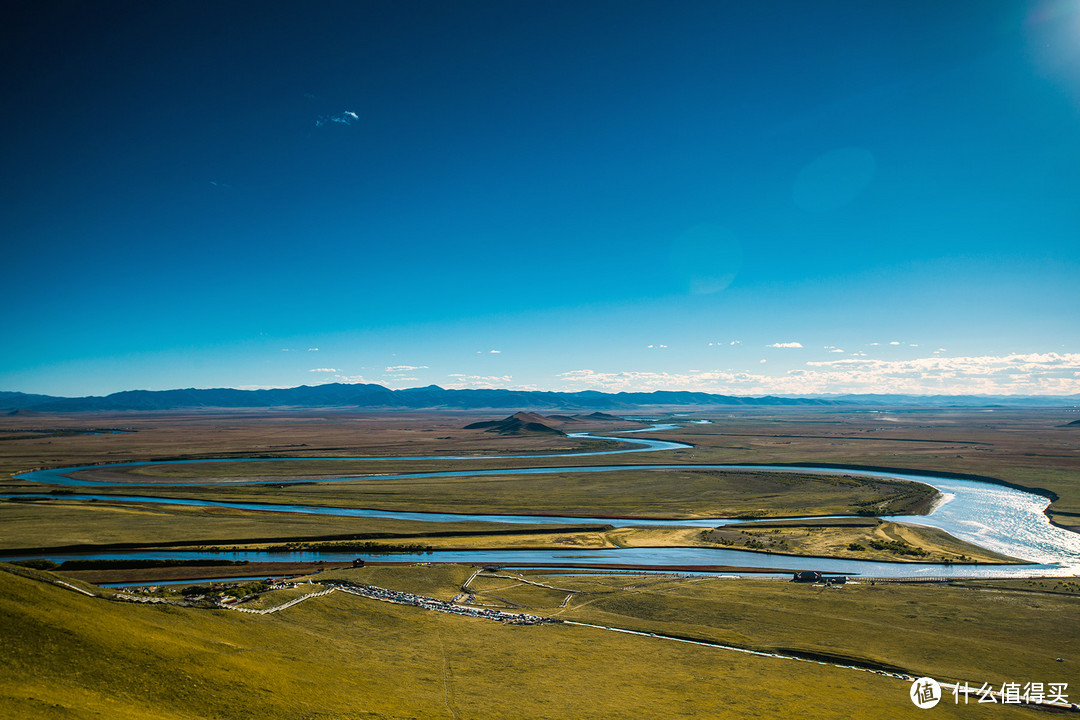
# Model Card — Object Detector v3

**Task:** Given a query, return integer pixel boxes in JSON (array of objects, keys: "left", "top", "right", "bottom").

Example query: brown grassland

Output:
[
  {"left": 2, "top": 406, "right": 1075, "bottom": 526},
  {"left": 2, "top": 561, "right": 1077, "bottom": 719},
  {"left": 0, "top": 407, "right": 1077, "bottom": 718}
]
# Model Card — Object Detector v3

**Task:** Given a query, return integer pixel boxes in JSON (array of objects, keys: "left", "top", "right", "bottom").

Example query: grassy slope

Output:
[
  {"left": 0, "top": 564, "right": 1040, "bottom": 720},
  {"left": 548, "top": 574, "right": 1080, "bottom": 686},
  {"left": 326, "top": 565, "right": 1080, "bottom": 692}
]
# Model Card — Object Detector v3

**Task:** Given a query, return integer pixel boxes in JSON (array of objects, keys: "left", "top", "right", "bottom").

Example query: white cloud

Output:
[
  {"left": 332, "top": 374, "right": 369, "bottom": 384},
  {"left": 760, "top": 359, "right": 767, "bottom": 363},
  {"left": 316, "top": 111, "right": 359, "bottom": 127},
  {"left": 490, "top": 350, "right": 502, "bottom": 354},
  {"left": 307, "top": 347, "right": 319, "bottom": 352},
  {"left": 767, "top": 342, "right": 803, "bottom": 348},
  {"left": 235, "top": 384, "right": 295, "bottom": 390},
  {"left": 829, "top": 348, "right": 844, "bottom": 353},
  {"left": 444, "top": 374, "right": 514, "bottom": 389},
  {"left": 385, "top": 365, "right": 428, "bottom": 372},
  {"left": 309, "top": 368, "right": 338, "bottom": 373},
  {"left": 648, "top": 344, "right": 668, "bottom": 349},
  {"left": 870, "top": 342, "right": 880, "bottom": 346},
  {"left": 280, "top": 348, "right": 291, "bottom": 352},
  {"left": 730, "top": 340, "right": 741, "bottom": 345},
  {"left": 889, "top": 341, "right": 901, "bottom": 345},
  {"left": 555, "top": 352, "right": 1080, "bottom": 396}
]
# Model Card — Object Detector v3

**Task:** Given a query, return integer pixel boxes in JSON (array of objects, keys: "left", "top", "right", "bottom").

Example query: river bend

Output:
[{"left": 6, "top": 427, "right": 1079, "bottom": 578}]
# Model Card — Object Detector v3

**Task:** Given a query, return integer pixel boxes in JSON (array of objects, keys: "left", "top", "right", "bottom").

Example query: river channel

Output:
[{"left": 5, "top": 426, "right": 1079, "bottom": 578}]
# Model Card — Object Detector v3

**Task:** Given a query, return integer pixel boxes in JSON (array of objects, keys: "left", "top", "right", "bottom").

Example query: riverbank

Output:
[{"left": 694, "top": 518, "right": 1023, "bottom": 565}]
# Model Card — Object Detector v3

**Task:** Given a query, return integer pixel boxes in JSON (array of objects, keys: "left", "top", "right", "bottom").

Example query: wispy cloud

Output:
[
  {"left": 385, "top": 365, "right": 428, "bottom": 372},
  {"left": 648, "top": 344, "right": 668, "bottom": 349},
  {"left": 307, "top": 348, "right": 319, "bottom": 352},
  {"left": 767, "top": 342, "right": 803, "bottom": 348},
  {"left": 331, "top": 374, "right": 368, "bottom": 384},
  {"left": 444, "top": 374, "right": 514, "bottom": 389},
  {"left": 557, "top": 352, "right": 1080, "bottom": 395},
  {"left": 309, "top": 368, "right": 338, "bottom": 373},
  {"left": 235, "top": 384, "right": 295, "bottom": 390},
  {"left": 315, "top": 111, "right": 359, "bottom": 127}
]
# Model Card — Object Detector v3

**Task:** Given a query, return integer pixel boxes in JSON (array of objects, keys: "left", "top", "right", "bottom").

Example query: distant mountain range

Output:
[
  {"left": 0, "top": 385, "right": 1076, "bottom": 413},
  {"left": 1, "top": 384, "right": 825, "bottom": 412}
]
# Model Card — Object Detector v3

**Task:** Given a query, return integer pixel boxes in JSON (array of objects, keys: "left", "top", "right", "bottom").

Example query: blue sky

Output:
[{"left": 2, "top": 1, "right": 1078, "bottom": 397}]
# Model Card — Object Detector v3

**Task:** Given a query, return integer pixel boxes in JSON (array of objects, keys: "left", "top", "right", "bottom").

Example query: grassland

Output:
[
  {"left": 3, "top": 407, "right": 1075, "bottom": 528},
  {"left": 0, "top": 410, "right": 627, "bottom": 484},
  {"left": 326, "top": 563, "right": 1080, "bottom": 687},
  {"left": 0, "top": 496, "right": 597, "bottom": 552},
  {"left": 2, "top": 407, "right": 1067, "bottom": 566},
  {"left": 1, "top": 408, "right": 1076, "bottom": 717},
  {"left": 1, "top": 562, "right": 1059, "bottom": 719},
  {"left": 59, "top": 466, "right": 938, "bottom": 518}
]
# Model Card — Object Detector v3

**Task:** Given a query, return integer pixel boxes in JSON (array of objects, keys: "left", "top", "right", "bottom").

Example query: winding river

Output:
[{"left": 4, "top": 427, "right": 1079, "bottom": 578}]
